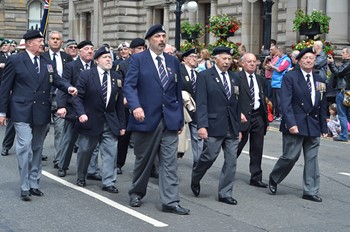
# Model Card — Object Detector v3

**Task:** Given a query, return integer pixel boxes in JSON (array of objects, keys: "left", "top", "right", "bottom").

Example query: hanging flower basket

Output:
[
  {"left": 299, "top": 23, "right": 321, "bottom": 36},
  {"left": 293, "top": 9, "right": 330, "bottom": 34},
  {"left": 181, "top": 21, "right": 204, "bottom": 42},
  {"left": 207, "top": 14, "right": 240, "bottom": 40}
]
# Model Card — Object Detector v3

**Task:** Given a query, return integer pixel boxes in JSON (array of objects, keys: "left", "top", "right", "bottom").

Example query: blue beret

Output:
[
  {"left": 296, "top": 47, "right": 314, "bottom": 60},
  {"left": 212, "top": 46, "right": 234, "bottom": 56},
  {"left": 145, "top": 24, "right": 166, "bottom": 39},
  {"left": 94, "top": 46, "right": 110, "bottom": 60},
  {"left": 23, "top": 30, "right": 43, "bottom": 40},
  {"left": 182, "top": 48, "right": 197, "bottom": 58},
  {"left": 77, "top": 40, "right": 94, "bottom": 49},
  {"left": 130, "top": 38, "right": 145, "bottom": 48}
]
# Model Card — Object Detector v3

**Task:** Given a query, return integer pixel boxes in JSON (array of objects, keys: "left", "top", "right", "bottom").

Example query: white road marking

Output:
[
  {"left": 42, "top": 171, "right": 168, "bottom": 228},
  {"left": 242, "top": 151, "right": 278, "bottom": 160},
  {"left": 338, "top": 172, "right": 350, "bottom": 177}
]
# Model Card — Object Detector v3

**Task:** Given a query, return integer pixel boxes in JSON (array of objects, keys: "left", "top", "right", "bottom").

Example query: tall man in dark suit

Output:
[
  {"left": 124, "top": 24, "right": 189, "bottom": 215},
  {"left": 72, "top": 46, "right": 125, "bottom": 192},
  {"left": 191, "top": 47, "right": 241, "bottom": 205},
  {"left": 56, "top": 40, "right": 100, "bottom": 178},
  {"left": 0, "top": 30, "right": 77, "bottom": 201},
  {"left": 236, "top": 53, "right": 269, "bottom": 188},
  {"left": 113, "top": 38, "right": 146, "bottom": 175},
  {"left": 268, "top": 47, "right": 328, "bottom": 202},
  {"left": 180, "top": 48, "right": 203, "bottom": 166},
  {"left": 41, "top": 31, "right": 73, "bottom": 164}
]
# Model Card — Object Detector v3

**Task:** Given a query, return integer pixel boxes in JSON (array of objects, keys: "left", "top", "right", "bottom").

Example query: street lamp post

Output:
[
  {"left": 260, "top": 0, "right": 274, "bottom": 62},
  {"left": 174, "top": 0, "right": 198, "bottom": 51}
]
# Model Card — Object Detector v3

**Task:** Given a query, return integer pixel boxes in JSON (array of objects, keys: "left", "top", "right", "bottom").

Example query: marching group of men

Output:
[{"left": 0, "top": 23, "right": 329, "bottom": 214}]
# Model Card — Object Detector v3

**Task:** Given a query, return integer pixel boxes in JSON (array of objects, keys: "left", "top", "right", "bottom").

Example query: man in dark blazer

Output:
[
  {"left": 268, "top": 47, "right": 328, "bottom": 202},
  {"left": 124, "top": 24, "right": 189, "bottom": 215},
  {"left": 41, "top": 31, "right": 73, "bottom": 163},
  {"left": 0, "top": 39, "right": 11, "bottom": 84},
  {"left": 55, "top": 40, "right": 100, "bottom": 178},
  {"left": 72, "top": 46, "right": 126, "bottom": 192},
  {"left": 236, "top": 53, "right": 269, "bottom": 188},
  {"left": 0, "top": 30, "right": 77, "bottom": 201},
  {"left": 191, "top": 47, "right": 241, "bottom": 205},
  {"left": 180, "top": 48, "right": 203, "bottom": 166}
]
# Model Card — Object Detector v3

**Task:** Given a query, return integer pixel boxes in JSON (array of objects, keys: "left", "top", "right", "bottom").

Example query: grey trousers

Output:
[
  {"left": 14, "top": 122, "right": 48, "bottom": 191},
  {"left": 192, "top": 129, "right": 239, "bottom": 199},
  {"left": 188, "top": 122, "right": 203, "bottom": 164},
  {"left": 128, "top": 120, "right": 180, "bottom": 206},
  {"left": 76, "top": 123, "right": 117, "bottom": 187},
  {"left": 270, "top": 134, "right": 320, "bottom": 195}
]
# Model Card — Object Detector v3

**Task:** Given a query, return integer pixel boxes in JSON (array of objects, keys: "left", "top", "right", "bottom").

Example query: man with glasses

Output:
[
  {"left": 268, "top": 47, "right": 328, "bottom": 202},
  {"left": 180, "top": 49, "right": 202, "bottom": 167},
  {"left": 65, "top": 39, "right": 79, "bottom": 60}
]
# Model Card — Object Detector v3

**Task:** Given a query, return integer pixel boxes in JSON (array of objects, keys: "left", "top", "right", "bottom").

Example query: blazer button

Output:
[
  {"left": 301, "top": 103, "right": 304, "bottom": 106},
  {"left": 33, "top": 101, "right": 36, "bottom": 103},
  {"left": 43, "top": 91, "right": 45, "bottom": 93}
]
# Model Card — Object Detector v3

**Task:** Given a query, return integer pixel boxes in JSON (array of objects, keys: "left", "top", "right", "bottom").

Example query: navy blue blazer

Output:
[
  {"left": 56, "top": 59, "right": 95, "bottom": 121},
  {"left": 72, "top": 67, "right": 126, "bottom": 137},
  {"left": 196, "top": 66, "right": 241, "bottom": 137},
  {"left": 124, "top": 49, "right": 183, "bottom": 132},
  {"left": 236, "top": 71, "right": 268, "bottom": 133},
  {"left": 0, "top": 51, "right": 71, "bottom": 125},
  {"left": 279, "top": 68, "right": 328, "bottom": 136}
]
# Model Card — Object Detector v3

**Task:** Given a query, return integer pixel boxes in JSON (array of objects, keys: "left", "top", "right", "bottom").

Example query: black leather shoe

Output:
[
  {"left": 21, "top": 191, "right": 31, "bottom": 201},
  {"left": 129, "top": 196, "right": 141, "bottom": 207},
  {"left": 76, "top": 179, "right": 86, "bottom": 187},
  {"left": 29, "top": 188, "right": 44, "bottom": 196},
  {"left": 268, "top": 175, "right": 277, "bottom": 195},
  {"left": 218, "top": 197, "right": 237, "bottom": 205},
  {"left": 250, "top": 180, "right": 268, "bottom": 188},
  {"left": 162, "top": 204, "right": 190, "bottom": 215},
  {"left": 1, "top": 149, "right": 9, "bottom": 156},
  {"left": 191, "top": 181, "right": 200, "bottom": 197},
  {"left": 117, "top": 167, "right": 122, "bottom": 175},
  {"left": 86, "top": 175, "right": 102, "bottom": 181},
  {"left": 302, "top": 194, "right": 322, "bottom": 202},
  {"left": 53, "top": 163, "right": 59, "bottom": 169},
  {"left": 102, "top": 186, "right": 119, "bottom": 193},
  {"left": 42, "top": 155, "right": 48, "bottom": 161},
  {"left": 58, "top": 169, "right": 66, "bottom": 177}
]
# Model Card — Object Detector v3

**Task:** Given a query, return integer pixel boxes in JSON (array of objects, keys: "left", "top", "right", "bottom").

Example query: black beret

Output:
[
  {"left": 182, "top": 48, "right": 197, "bottom": 58},
  {"left": 130, "top": 38, "right": 145, "bottom": 48},
  {"left": 145, "top": 24, "right": 166, "bottom": 39},
  {"left": 212, "top": 46, "right": 234, "bottom": 56},
  {"left": 77, "top": 40, "right": 94, "bottom": 49},
  {"left": 0, "top": 39, "right": 11, "bottom": 47},
  {"left": 102, "top": 43, "right": 110, "bottom": 48},
  {"left": 23, "top": 30, "right": 43, "bottom": 40},
  {"left": 296, "top": 47, "right": 314, "bottom": 60},
  {"left": 94, "top": 46, "right": 110, "bottom": 60},
  {"left": 9, "top": 39, "right": 17, "bottom": 45},
  {"left": 66, "top": 39, "right": 77, "bottom": 47}
]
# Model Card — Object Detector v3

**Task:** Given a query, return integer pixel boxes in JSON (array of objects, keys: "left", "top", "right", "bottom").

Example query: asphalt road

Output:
[{"left": 0, "top": 123, "right": 349, "bottom": 232}]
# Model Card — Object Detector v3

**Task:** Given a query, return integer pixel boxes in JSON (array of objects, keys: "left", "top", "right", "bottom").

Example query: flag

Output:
[{"left": 40, "top": 0, "right": 51, "bottom": 37}]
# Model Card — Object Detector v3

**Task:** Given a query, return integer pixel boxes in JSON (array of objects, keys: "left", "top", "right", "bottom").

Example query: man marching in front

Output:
[
  {"left": 124, "top": 24, "right": 189, "bottom": 215},
  {"left": 268, "top": 47, "right": 328, "bottom": 202}
]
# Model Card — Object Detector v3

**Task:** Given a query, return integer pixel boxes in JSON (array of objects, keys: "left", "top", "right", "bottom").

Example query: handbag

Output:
[{"left": 343, "top": 90, "right": 350, "bottom": 106}]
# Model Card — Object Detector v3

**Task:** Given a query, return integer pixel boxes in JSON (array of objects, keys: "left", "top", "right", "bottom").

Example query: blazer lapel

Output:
[
  {"left": 145, "top": 50, "right": 163, "bottom": 88},
  {"left": 239, "top": 71, "right": 251, "bottom": 98},
  {"left": 297, "top": 70, "right": 313, "bottom": 106},
  {"left": 91, "top": 68, "right": 105, "bottom": 104},
  {"left": 23, "top": 52, "right": 40, "bottom": 83},
  {"left": 211, "top": 68, "right": 228, "bottom": 100}
]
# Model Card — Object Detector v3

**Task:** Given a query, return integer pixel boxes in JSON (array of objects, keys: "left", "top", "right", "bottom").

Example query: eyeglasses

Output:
[{"left": 68, "top": 46, "right": 77, "bottom": 49}]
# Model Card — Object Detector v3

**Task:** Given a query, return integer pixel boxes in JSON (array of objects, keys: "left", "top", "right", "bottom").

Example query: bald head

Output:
[{"left": 242, "top": 53, "right": 257, "bottom": 74}]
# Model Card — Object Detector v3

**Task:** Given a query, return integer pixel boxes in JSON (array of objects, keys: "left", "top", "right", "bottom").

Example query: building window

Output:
[
  {"left": 28, "top": 1, "right": 43, "bottom": 30},
  {"left": 86, "top": 12, "right": 91, "bottom": 41}
]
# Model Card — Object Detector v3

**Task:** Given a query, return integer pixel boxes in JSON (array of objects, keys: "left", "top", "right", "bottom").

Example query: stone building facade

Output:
[{"left": 1, "top": 0, "right": 349, "bottom": 55}]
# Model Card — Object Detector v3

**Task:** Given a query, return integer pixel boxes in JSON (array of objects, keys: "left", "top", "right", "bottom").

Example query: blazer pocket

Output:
[
  {"left": 208, "top": 113, "right": 217, "bottom": 119},
  {"left": 12, "top": 96, "right": 26, "bottom": 103}
]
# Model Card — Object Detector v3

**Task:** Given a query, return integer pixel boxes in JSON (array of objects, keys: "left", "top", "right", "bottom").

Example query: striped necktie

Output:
[
  {"left": 222, "top": 72, "right": 231, "bottom": 99},
  {"left": 102, "top": 71, "right": 108, "bottom": 104},
  {"left": 190, "top": 69, "right": 196, "bottom": 93},
  {"left": 156, "top": 56, "right": 168, "bottom": 88},
  {"left": 34, "top": 56, "right": 39, "bottom": 74},
  {"left": 306, "top": 73, "right": 312, "bottom": 94},
  {"left": 249, "top": 74, "right": 255, "bottom": 103}
]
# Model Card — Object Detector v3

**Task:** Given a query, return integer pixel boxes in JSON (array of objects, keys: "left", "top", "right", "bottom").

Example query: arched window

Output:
[{"left": 28, "top": 1, "right": 43, "bottom": 30}]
